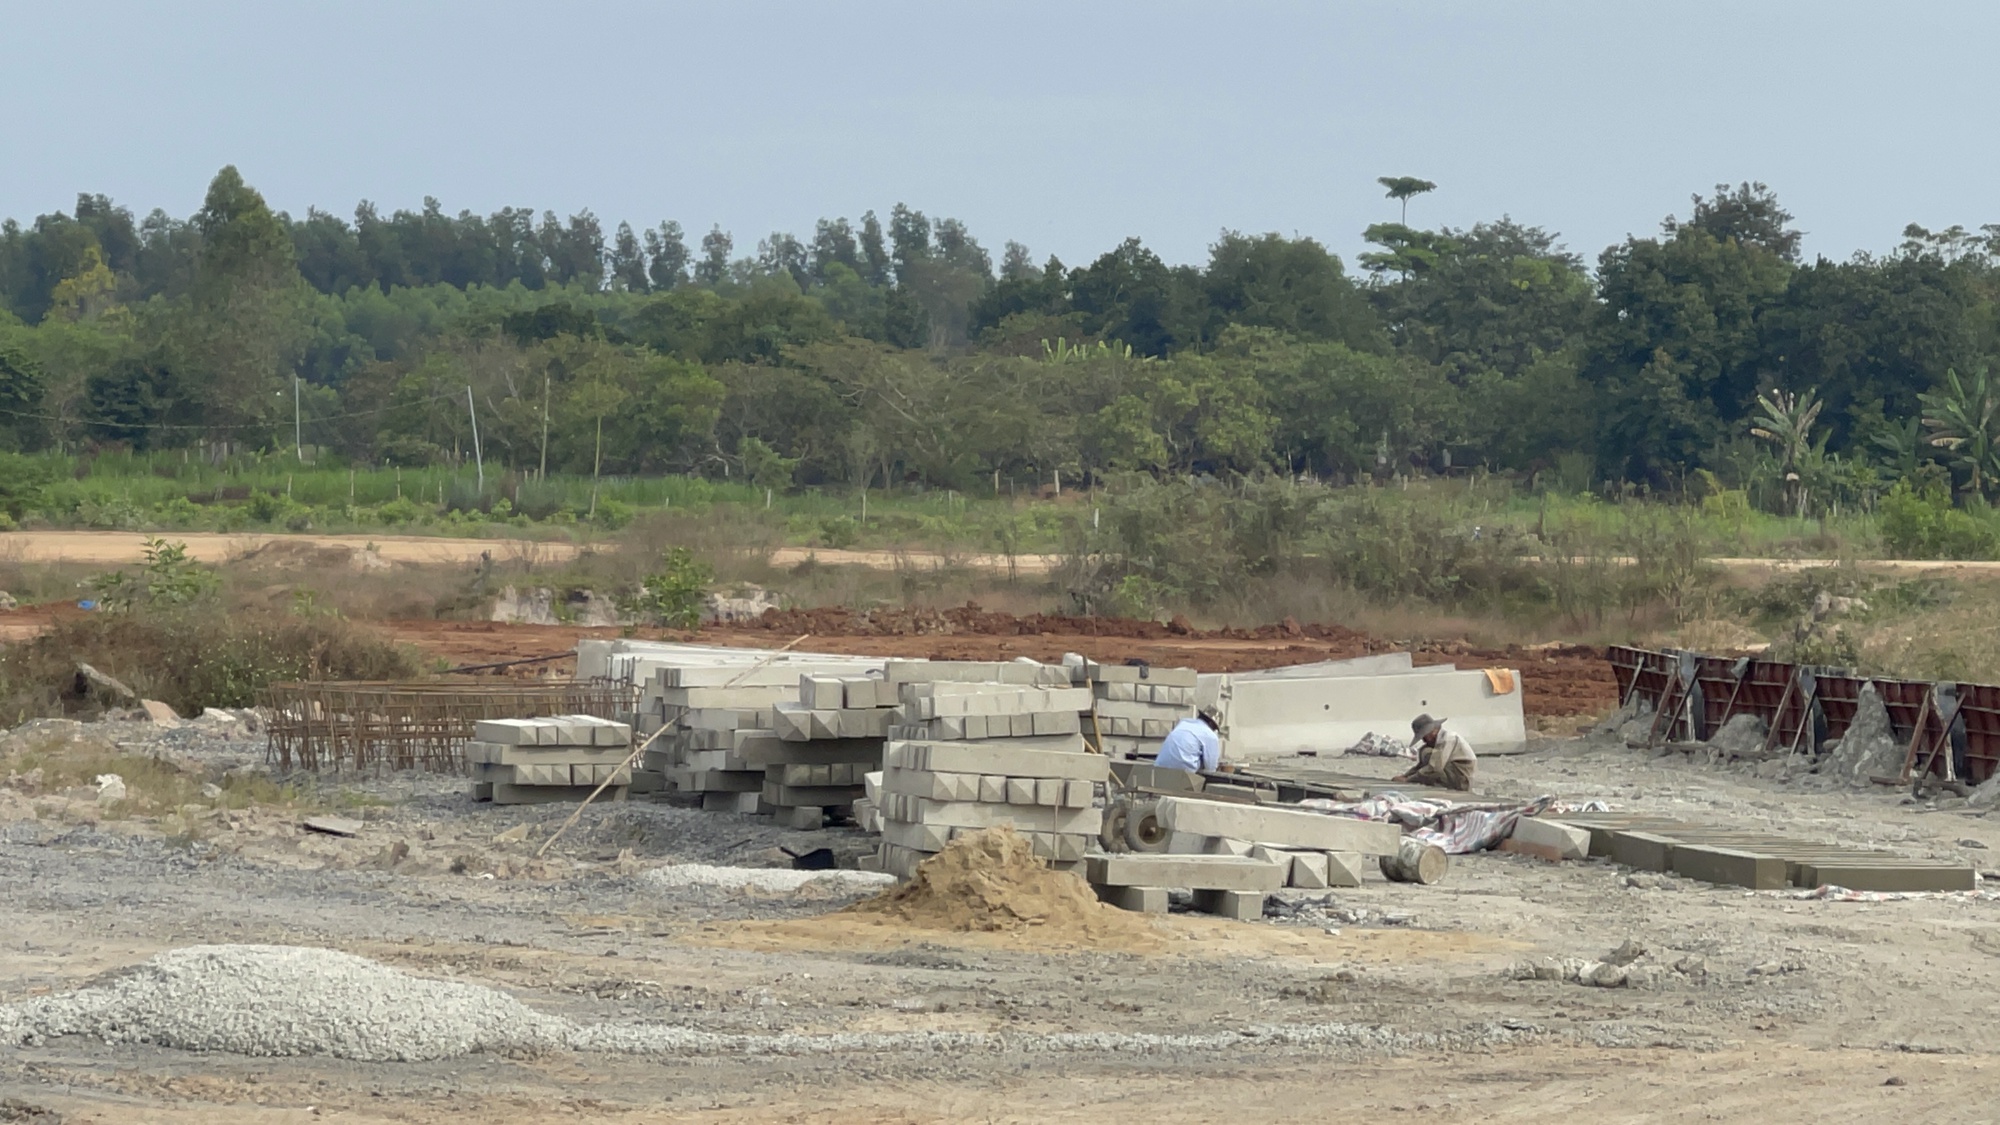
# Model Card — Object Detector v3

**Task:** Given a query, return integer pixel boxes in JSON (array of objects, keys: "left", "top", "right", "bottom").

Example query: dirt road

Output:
[
  {"left": 1, "top": 722, "right": 1995, "bottom": 1122},
  {"left": 16, "top": 529, "right": 1998, "bottom": 578}
]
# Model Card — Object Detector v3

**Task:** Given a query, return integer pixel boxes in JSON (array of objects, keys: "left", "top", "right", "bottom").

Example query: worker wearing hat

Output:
[
  {"left": 1393, "top": 713, "right": 1476, "bottom": 791},
  {"left": 1154, "top": 708, "right": 1225, "bottom": 774}
]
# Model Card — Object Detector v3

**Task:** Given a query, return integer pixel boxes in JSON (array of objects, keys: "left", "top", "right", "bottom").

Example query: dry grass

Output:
[{"left": 0, "top": 610, "right": 422, "bottom": 725}]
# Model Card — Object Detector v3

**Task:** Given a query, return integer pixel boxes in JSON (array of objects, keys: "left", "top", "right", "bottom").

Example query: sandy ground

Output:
[{"left": 2, "top": 715, "right": 1998, "bottom": 1123}]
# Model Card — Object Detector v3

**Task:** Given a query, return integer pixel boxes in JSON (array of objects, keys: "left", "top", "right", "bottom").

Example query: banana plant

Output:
[
  {"left": 1920, "top": 366, "right": 2000, "bottom": 498},
  {"left": 1748, "top": 386, "right": 1823, "bottom": 517}
]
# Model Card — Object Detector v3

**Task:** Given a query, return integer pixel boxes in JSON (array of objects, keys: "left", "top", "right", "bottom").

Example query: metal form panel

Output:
[
  {"left": 1951, "top": 683, "right": 2000, "bottom": 785},
  {"left": 1873, "top": 679, "right": 1933, "bottom": 746},
  {"left": 1692, "top": 656, "right": 1749, "bottom": 737},
  {"left": 1813, "top": 674, "right": 1868, "bottom": 743}
]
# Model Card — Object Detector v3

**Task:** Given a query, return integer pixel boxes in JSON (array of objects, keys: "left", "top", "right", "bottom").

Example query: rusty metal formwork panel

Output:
[
  {"left": 1692, "top": 656, "right": 1749, "bottom": 737},
  {"left": 1762, "top": 666, "right": 1823, "bottom": 758},
  {"left": 1948, "top": 683, "right": 2000, "bottom": 785},
  {"left": 1612, "top": 646, "right": 1677, "bottom": 714},
  {"left": 1607, "top": 645, "right": 1649, "bottom": 705},
  {"left": 1730, "top": 659, "right": 1797, "bottom": 731},
  {"left": 1872, "top": 679, "right": 1933, "bottom": 747},
  {"left": 1813, "top": 674, "right": 1868, "bottom": 743},
  {"left": 1903, "top": 684, "right": 1965, "bottom": 787},
  {"left": 261, "top": 679, "right": 629, "bottom": 773}
]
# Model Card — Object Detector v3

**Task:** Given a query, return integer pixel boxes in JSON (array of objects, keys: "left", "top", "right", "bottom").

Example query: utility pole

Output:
[
  {"left": 588, "top": 414, "right": 603, "bottom": 518},
  {"left": 294, "top": 376, "right": 303, "bottom": 462},
  {"left": 466, "top": 385, "right": 484, "bottom": 494},
  {"left": 539, "top": 373, "right": 551, "bottom": 482}
]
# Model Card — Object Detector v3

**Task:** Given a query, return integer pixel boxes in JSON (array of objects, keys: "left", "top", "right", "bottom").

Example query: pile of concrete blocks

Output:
[
  {"left": 637, "top": 675, "right": 796, "bottom": 810},
  {"left": 1083, "top": 661, "right": 1199, "bottom": 758},
  {"left": 467, "top": 715, "right": 633, "bottom": 805},
  {"left": 1089, "top": 796, "right": 1406, "bottom": 919},
  {"left": 760, "top": 674, "right": 900, "bottom": 829},
  {"left": 868, "top": 661, "right": 1106, "bottom": 878}
]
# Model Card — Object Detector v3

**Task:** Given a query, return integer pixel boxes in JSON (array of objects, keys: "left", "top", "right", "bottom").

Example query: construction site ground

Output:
[{"left": 3, "top": 712, "right": 1998, "bottom": 1124}]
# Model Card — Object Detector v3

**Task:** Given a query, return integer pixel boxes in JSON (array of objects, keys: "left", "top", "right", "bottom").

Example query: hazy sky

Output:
[{"left": 5, "top": 1, "right": 1995, "bottom": 272}]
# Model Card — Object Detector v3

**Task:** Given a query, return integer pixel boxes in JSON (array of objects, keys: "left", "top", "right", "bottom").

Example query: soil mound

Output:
[{"left": 848, "top": 827, "right": 1155, "bottom": 947}]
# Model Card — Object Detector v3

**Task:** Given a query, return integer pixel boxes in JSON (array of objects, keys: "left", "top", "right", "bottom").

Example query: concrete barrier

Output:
[{"left": 1210, "top": 666, "right": 1526, "bottom": 759}]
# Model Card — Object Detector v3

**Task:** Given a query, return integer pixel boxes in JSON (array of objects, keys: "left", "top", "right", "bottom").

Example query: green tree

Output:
[
  {"left": 1376, "top": 176, "right": 1437, "bottom": 224},
  {"left": 173, "top": 166, "right": 311, "bottom": 442}
]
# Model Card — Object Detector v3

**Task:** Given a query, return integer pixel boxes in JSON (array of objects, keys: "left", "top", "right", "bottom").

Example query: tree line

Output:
[{"left": 2, "top": 168, "right": 1998, "bottom": 514}]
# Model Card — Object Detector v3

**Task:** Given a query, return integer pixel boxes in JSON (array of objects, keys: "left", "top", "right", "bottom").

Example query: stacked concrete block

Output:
[
  {"left": 758, "top": 674, "right": 901, "bottom": 829},
  {"left": 467, "top": 715, "right": 633, "bottom": 805},
  {"left": 638, "top": 675, "right": 794, "bottom": 811},
  {"left": 1081, "top": 662, "right": 1199, "bottom": 758},
  {"left": 872, "top": 669, "right": 1106, "bottom": 878}
]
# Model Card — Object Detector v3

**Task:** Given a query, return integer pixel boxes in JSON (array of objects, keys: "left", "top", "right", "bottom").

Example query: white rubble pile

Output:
[
  {"left": 0, "top": 945, "right": 570, "bottom": 1061},
  {"left": 637, "top": 864, "right": 894, "bottom": 894}
]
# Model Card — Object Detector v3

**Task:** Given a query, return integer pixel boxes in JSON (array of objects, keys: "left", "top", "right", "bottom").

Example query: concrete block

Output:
[
  {"left": 733, "top": 738, "right": 882, "bottom": 768},
  {"left": 473, "top": 718, "right": 541, "bottom": 745},
  {"left": 1006, "top": 778, "right": 1036, "bottom": 805},
  {"left": 772, "top": 705, "right": 814, "bottom": 742},
  {"left": 1214, "top": 667, "right": 1527, "bottom": 760},
  {"left": 1796, "top": 861, "right": 1976, "bottom": 893},
  {"left": 808, "top": 710, "right": 842, "bottom": 740},
  {"left": 1063, "top": 779, "right": 1094, "bottom": 808},
  {"left": 839, "top": 708, "right": 892, "bottom": 739},
  {"left": 907, "top": 741, "right": 1106, "bottom": 781},
  {"left": 1289, "top": 853, "right": 1330, "bottom": 889},
  {"left": 979, "top": 774, "right": 1007, "bottom": 803},
  {"left": 894, "top": 800, "right": 1101, "bottom": 833},
  {"left": 1034, "top": 778, "right": 1063, "bottom": 806},
  {"left": 1085, "top": 663, "right": 1200, "bottom": 687},
  {"left": 882, "top": 819, "right": 952, "bottom": 853},
  {"left": 1510, "top": 817, "right": 1591, "bottom": 861},
  {"left": 491, "top": 783, "right": 626, "bottom": 806},
  {"left": 1326, "top": 852, "right": 1364, "bottom": 887},
  {"left": 1608, "top": 830, "right": 1681, "bottom": 872},
  {"left": 1190, "top": 889, "right": 1265, "bottom": 922},
  {"left": 667, "top": 769, "right": 764, "bottom": 793},
  {"left": 762, "top": 781, "right": 864, "bottom": 807},
  {"left": 701, "top": 791, "right": 760, "bottom": 813},
  {"left": 783, "top": 805, "right": 825, "bottom": 830},
  {"left": 1206, "top": 837, "right": 1253, "bottom": 857},
  {"left": 1096, "top": 884, "right": 1168, "bottom": 913},
  {"left": 1670, "top": 844, "right": 1789, "bottom": 889},
  {"left": 1086, "top": 854, "right": 1286, "bottom": 892},
  {"left": 799, "top": 675, "right": 844, "bottom": 710},
  {"left": 659, "top": 685, "right": 797, "bottom": 709},
  {"left": 1156, "top": 797, "right": 1403, "bottom": 856},
  {"left": 882, "top": 767, "right": 981, "bottom": 802},
  {"left": 963, "top": 714, "right": 988, "bottom": 740}
]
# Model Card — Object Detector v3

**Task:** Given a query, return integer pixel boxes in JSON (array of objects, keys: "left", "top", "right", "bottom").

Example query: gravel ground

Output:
[{"left": 3, "top": 717, "right": 1999, "bottom": 1121}]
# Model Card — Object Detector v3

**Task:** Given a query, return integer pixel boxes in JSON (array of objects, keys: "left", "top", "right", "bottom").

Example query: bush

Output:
[
  {"left": 628, "top": 547, "right": 713, "bottom": 628},
  {"left": 87, "top": 539, "right": 219, "bottom": 612},
  {"left": 1879, "top": 484, "right": 2000, "bottom": 560}
]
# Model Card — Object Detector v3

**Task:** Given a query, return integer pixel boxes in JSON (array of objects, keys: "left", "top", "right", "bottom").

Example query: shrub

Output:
[
  {"left": 87, "top": 539, "right": 219, "bottom": 612},
  {"left": 629, "top": 547, "right": 713, "bottom": 628},
  {"left": 1878, "top": 484, "right": 2000, "bottom": 560}
]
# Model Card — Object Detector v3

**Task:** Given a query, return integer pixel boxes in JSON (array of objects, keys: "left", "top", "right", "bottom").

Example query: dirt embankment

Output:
[{"left": 381, "top": 607, "right": 1618, "bottom": 721}]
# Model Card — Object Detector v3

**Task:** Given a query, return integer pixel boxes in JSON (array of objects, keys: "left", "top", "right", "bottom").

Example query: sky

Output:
[{"left": 4, "top": 1, "right": 1996, "bottom": 272}]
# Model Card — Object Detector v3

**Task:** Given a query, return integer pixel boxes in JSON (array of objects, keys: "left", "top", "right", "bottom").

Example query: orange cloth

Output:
[{"left": 1484, "top": 668, "right": 1517, "bottom": 695}]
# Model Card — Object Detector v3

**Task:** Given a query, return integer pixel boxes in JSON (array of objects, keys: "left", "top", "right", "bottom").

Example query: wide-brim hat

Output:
[{"left": 1410, "top": 713, "right": 1446, "bottom": 739}]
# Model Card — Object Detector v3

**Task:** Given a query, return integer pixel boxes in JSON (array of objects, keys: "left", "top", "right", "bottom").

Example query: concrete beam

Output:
[{"left": 1155, "top": 797, "right": 1403, "bottom": 856}]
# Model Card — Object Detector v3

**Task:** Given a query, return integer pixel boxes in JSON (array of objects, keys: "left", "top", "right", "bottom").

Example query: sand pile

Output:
[{"left": 848, "top": 826, "right": 1155, "bottom": 946}]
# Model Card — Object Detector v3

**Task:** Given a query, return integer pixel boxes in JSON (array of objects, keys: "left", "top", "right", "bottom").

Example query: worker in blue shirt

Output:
[{"left": 1154, "top": 710, "right": 1223, "bottom": 773}]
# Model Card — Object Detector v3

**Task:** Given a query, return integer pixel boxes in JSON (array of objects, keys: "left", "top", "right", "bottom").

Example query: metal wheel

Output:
[{"left": 1122, "top": 798, "right": 1171, "bottom": 853}]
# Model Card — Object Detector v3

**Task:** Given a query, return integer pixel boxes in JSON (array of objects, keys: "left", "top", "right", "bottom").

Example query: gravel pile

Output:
[
  {"left": 0, "top": 945, "right": 571, "bottom": 1062},
  {"left": 638, "top": 864, "right": 895, "bottom": 894}
]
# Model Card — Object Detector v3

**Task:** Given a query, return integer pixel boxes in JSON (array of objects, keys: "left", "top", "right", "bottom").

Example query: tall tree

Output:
[
  {"left": 176, "top": 166, "right": 312, "bottom": 440},
  {"left": 644, "top": 221, "right": 690, "bottom": 290},
  {"left": 858, "top": 211, "right": 891, "bottom": 286},
  {"left": 1377, "top": 176, "right": 1437, "bottom": 224},
  {"left": 608, "top": 221, "right": 648, "bottom": 292},
  {"left": 1665, "top": 182, "right": 1802, "bottom": 263},
  {"left": 695, "top": 226, "right": 732, "bottom": 286}
]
